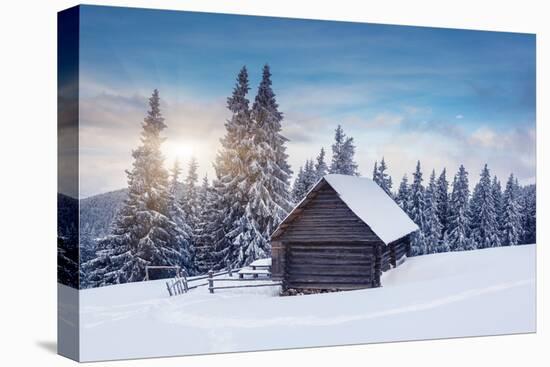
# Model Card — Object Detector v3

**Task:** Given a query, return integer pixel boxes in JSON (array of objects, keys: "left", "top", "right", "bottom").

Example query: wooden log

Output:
[
  {"left": 288, "top": 252, "right": 375, "bottom": 259},
  {"left": 187, "top": 282, "right": 208, "bottom": 290},
  {"left": 166, "top": 281, "right": 173, "bottom": 296},
  {"left": 289, "top": 249, "right": 376, "bottom": 256},
  {"left": 289, "top": 248, "right": 376, "bottom": 255},
  {"left": 286, "top": 275, "right": 373, "bottom": 283},
  {"left": 288, "top": 257, "right": 375, "bottom": 265},
  {"left": 212, "top": 282, "right": 282, "bottom": 290},
  {"left": 287, "top": 265, "right": 373, "bottom": 275},
  {"left": 283, "top": 235, "right": 379, "bottom": 242},
  {"left": 288, "top": 251, "right": 375, "bottom": 258},
  {"left": 287, "top": 282, "right": 373, "bottom": 290},
  {"left": 209, "top": 277, "right": 272, "bottom": 282}
]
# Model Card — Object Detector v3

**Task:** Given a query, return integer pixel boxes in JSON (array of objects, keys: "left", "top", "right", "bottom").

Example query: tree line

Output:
[
  {"left": 292, "top": 142, "right": 536, "bottom": 256},
  {"left": 83, "top": 65, "right": 536, "bottom": 288}
]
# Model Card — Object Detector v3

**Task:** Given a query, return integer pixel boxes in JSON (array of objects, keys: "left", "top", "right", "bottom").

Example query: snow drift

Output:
[{"left": 76, "top": 244, "right": 536, "bottom": 361}]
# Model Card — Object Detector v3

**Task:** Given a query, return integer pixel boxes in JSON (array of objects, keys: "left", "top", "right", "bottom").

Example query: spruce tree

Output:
[
  {"left": 194, "top": 175, "right": 216, "bottom": 273},
  {"left": 435, "top": 168, "right": 449, "bottom": 237},
  {"left": 408, "top": 161, "right": 427, "bottom": 256},
  {"left": 501, "top": 174, "right": 522, "bottom": 246},
  {"left": 200, "top": 178, "right": 229, "bottom": 271},
  {"left": 181, "top": 157, "right": 199, "bottom": 229},
  {"left": 446, "top": 165, "right": 473, "bottom": 251},
  {"left": 520, "top": 184, "right": 536, "bottom": 244},
  {"left": 491, "top": 176, "right": 503, "bottom": 240},
  {"left": 314, "top": 147, "right": 328, "bottom": 180},
  {"left": 168, "top": 159, "right": 193, "bottom": 258},
  {"left": 372, "top": 161, "right": 379, "bottom": 183},
  {"left": 293, "top": 158, "right": 323, "bottom": 203},
  {"left": 424, "top": 170, "right": 446, "bottom": 253},
  {"left": 469, "top": 164, "right": 501, "bottom": 248},
  {"left": 329, "top": 125, "right": 359, "bottom": 175},
  {"left": 237, "top": 64, "right": 292, "bottom": 266},
  {"left": 209, "top": 66, "right": 255, "bottom": 269},
  {"left": 303, "top": 159, "right": 318, "bottom": 191},
  {"left": 169, "top": 159, "right": 182, "bottom": 195},
  {"left": 291, "top": 166, "right": 306, "bottom": 203},
  {"left": 85, "top": 89, "right": 192, "bottom": 286},
  {"left": 373, "top": 157, "right": 393, "bottom": 197},
  {"left": 396, "top": 174, "right": 411, "bottom": 214}
]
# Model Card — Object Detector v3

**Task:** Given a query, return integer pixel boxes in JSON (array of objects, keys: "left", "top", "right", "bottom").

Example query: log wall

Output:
[
  {"left": 285, "top": 241, "right": 377, "bottom": 290},
  {"left": 389, "top": 236, "right": 410, "bottom": 267}
]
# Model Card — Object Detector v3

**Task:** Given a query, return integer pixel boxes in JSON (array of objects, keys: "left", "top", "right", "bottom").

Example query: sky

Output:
[{"left": 75, "top": 5, "right": 536, "bottom": 198}]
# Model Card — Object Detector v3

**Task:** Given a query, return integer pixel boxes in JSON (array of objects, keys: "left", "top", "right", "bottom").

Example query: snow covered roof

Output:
[{"left": 272, "top": 174, "right": 419, "bottom": 245}]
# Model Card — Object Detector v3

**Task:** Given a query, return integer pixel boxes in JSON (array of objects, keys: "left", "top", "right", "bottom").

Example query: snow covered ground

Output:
[{"left": 77, "top": 245, "right": 536, "bottom": 361}]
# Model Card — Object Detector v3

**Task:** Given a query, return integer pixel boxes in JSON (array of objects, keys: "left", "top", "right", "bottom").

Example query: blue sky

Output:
[{"left": 77, "top": 5, "right": 536, "bottom": 197}]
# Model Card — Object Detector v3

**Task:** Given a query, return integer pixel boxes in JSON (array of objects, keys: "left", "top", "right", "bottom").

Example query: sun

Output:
[
  {"left": 163, "top": 141, "right": 195, "bottom": 164},
  {"left": 174, "top": 144, "right": 194, "bottom": 159}
]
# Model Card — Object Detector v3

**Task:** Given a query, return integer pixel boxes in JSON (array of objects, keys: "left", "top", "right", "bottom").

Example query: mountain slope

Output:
[{"left": 80, "top": 189, "right": 128, "bottom": 239}]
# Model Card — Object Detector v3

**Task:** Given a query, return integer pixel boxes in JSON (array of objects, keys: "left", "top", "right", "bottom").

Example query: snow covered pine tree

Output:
[
  {"left": 329, "top": 125, "right": 359, "bottom": 175},
  {"left": 372, "top": 157, "right": 393, "bottom": 197},
  {"left": 237, "top": 64, "right": 293, "bottom": 265},
  {"left": 168, "top": 159, "right": 194, "bottom": 273},
  {"left": 435, "top": 168, "right": 450, "bottom": 237},
  {"left": 291, "top": 158, "right": 317, "bottom": 202},
  {"left": 469, "top": 164, "right": 501, "bottom": 248},
  {"left": 446, "top": 165, "right": 474, "bottom": 251},
  {"left": 424, "top": 170, "right": 446, "bottom": 253},
  {"left": 208, "top": 65, "right": 292, "bottom": 269},
  {"left": 395, "top": 174, "right": 411, "bottom": 213},
  {"left": 193, "top": 175, "right": 217, "bottom": 273},
  {"left": 501, "top": 174, "right": 522, "bottom": 246},
  {"left": 207, "top": 66, "right": 254, "bottom": 269},
  {"left": 408, "top": 161, "right": 427, "bottom": 256},
  {"left": 84, "top": 90, "right": 192, "bottom": 287},
  {"left": 291, "top": 166, "right": 307, "bottom": 203},
  {"left": 314, "top": 147, "right": 329, "bottom": 181},
  {"left": 520, "top": 184, "right": 536, "bottom": 244}
]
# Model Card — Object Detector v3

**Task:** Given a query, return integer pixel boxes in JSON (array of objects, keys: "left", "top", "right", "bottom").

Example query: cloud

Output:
[
  {"left": 78, "top": 77, "right": 536, "bottom": 197},
  {"left": 278, "top": 84, "right": 371, "bottom": 114},
  {"left": 364, "top": 113, "right": 404, "bottom": 128},
  {"left": 365, "top": 122, "right": 536, "bottom": 189},
  {"left": 79, "top": 88, "right": 229, "bottom": 197},
  {"left": 456, "top": 114, "right": 464, "bottom": 119}
]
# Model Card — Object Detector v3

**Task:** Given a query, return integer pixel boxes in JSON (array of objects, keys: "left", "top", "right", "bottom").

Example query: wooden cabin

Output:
[{"left": 270, "top": 174, "right": 419, "bottom": 291}]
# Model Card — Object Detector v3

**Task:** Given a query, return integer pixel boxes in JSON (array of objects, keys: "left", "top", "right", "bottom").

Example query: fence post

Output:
[
  {"left": 183, "top": 277, "right": 188, "bottom": 293},
  {"left": 208, "top": 270, "right": 214, "bottom": 294},
  {"left": 226, "top": 260, "right": 232, "bottom": 277},
  {"left": 166, "top": 281, "right": 173, "bottom": 296}
]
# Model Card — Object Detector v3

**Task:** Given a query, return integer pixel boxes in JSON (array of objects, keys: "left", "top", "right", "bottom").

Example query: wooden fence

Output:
[
  {"left": 166, "top": 260, "right": 282, "bottom": 296},
  {"left": 166, "top": 261, "right": 240, "bottom": 297},
  {"left": 207, "top": 269, "right": 282, "bottom": 294}
]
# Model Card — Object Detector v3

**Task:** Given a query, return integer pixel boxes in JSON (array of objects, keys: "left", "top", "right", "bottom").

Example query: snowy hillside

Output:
[
  {"left": 80, "top": 182, "right": 187, "bottom": 240},
  {"left": 73, "top": 244, "right": 536, "bottom": 361},
  {"left": 80, "top": 189, "right": 128, "bottom": 239}
]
